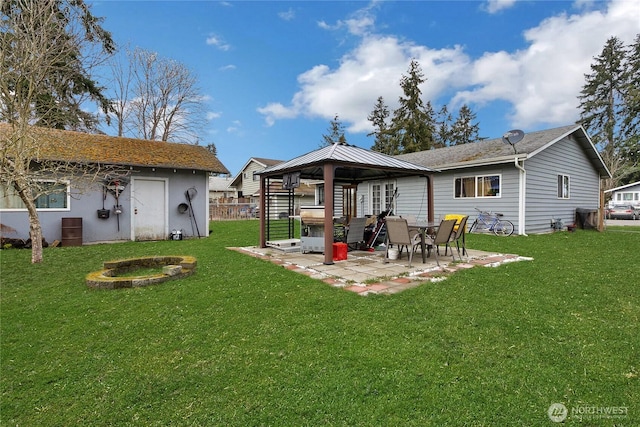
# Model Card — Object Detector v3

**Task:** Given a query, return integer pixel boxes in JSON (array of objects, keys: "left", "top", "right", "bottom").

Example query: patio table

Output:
[{"left": 407, "top": 222, "right": 439, "bottom": 263}]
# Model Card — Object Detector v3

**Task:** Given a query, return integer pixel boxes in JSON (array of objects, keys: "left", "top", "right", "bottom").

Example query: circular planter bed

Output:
[{"left": 86, "top": 256, "right": 197, "bottom": 289}]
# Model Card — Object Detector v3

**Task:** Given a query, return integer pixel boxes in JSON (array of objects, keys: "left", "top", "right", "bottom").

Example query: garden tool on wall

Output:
[
  {"left": 185, "top": 187, "right": 201, "bottom": 238},
  {"left": 106, "top": 178, "right": 127, "bottom": 232}
]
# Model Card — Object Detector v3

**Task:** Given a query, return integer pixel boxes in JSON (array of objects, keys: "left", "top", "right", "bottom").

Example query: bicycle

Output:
[{"left": 468, "top": 208, "right": 515, "bottom": 236}]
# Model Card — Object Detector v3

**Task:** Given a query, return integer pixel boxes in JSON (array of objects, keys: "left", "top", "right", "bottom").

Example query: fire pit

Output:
[{"left": 86, "top": 256, "right": 196, "bottom": 289}]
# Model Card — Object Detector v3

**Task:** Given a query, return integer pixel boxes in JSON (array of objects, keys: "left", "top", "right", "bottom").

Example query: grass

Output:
[{"left": 1, "top": 221, "right": 639, "bottom": 426}]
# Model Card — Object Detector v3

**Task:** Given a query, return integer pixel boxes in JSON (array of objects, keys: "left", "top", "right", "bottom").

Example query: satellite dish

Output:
[{"left": 502, "top": 129, "right": 524, "bottom": 153}]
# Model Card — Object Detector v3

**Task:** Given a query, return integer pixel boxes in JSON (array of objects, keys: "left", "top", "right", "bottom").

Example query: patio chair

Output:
[
  {"left": 424, "top": 219, "right": 457, "bottom": 267},
  {"left": 345, "top": 217, "right": 367, "bottom": 250},
  {"left": 446, "top": 215, "right": 468, "bottom": 260},
  {"left": 384, "top": 216, "right": 423, "bottom": 267}
]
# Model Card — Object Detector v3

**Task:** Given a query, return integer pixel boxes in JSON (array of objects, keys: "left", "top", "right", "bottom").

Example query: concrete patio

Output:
[{"left": 232, "top": 246, "right": 532, "bottom": 295}]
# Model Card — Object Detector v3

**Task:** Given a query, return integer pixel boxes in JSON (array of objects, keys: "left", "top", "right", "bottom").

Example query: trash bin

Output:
[
  {"left": 575, "top": 208, "right": 598, "bottom": 229},
  {"left": 61, "top": 217, "right": 83, "bottom": 246}
]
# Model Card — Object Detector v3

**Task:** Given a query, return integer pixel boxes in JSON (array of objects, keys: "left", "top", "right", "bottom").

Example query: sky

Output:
[{"left": 89, "top": 0, "right": 640, "bottom": 176}]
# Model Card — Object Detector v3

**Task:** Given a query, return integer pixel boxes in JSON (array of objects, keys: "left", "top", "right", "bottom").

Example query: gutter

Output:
[{"left": 514, "top": 158, "right": 528, "bottom": 236}]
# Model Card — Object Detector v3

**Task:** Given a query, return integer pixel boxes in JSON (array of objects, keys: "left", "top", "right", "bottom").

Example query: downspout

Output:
[{"left": 514, "top": 158, "right": 528, "bottom": 236}]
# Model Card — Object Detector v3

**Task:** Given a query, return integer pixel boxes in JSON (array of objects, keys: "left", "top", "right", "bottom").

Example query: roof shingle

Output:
[{"left": 0, "top": 124, "right": 230, "bottom": 174}]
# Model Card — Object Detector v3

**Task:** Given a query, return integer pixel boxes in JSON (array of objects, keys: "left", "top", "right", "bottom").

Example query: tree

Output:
[
  {"left": 106, "top": 47, "right": 206, "bottom": 143},
  {"left": 1, "top": 0, "right": 115, "bottom": 263},
  {"left": 368, "top": 96, "right": 397, "bottom": 154},
  {"left": 434, "top": 105, "right": 453, "bottom": 148},
  {"left": 449, "top": 104, "right": 483, "bottom": 145},
  {"left": 320, "top": 114, "right": 346, "bottom": 147},
  {"left": 388, "top": 59, "right": 436, "bottom": 153},
  {"left": 578, "top": 35, "right": 640, "bottom": 188}
]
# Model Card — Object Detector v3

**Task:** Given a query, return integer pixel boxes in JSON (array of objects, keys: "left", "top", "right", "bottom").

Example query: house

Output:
[
  {"left": 395, "top": 124, "right": 611, "bottom": 234},
  {"left": 228, "top": 157, "right": 315, "bottom": 219},
  {"left": 604, "top": 181, "right": 640, "bottom": 208},
  {"left": 0, "top": 124, "right": 229, "bottom": 244},
  {"left": 209, "top": 175, "right": 237, "bottom": 202}
]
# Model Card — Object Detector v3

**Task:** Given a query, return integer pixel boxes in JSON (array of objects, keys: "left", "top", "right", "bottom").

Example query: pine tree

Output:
[
  {"left": 320, "top": 114, "right": 347, "bottom": 147},
  {"left": 450, "top": 104, "right": 483, "bottom": 145},
  {"left": 578, "top": 36, "right": 627, "bottom": 155},
  {"left": 618, "top": 34, "right": 640, "bottom": 183},
  {"left": 434, "top": 105, "right": 453, "bottom": 147},
  {"left": 578, "top": 36, "right": 637, "bottom": 187},
  {"left": 368, "top": 96, "right": 397, "bottom": 154},
  {"left": 388, "top": 59, "right": 436, "bottom": 153}
]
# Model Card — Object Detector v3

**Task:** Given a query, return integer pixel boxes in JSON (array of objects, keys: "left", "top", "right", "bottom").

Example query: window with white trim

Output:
[
  {"left": 557, "top": 175, "right": 570, "bottom": 199},
  {"left": 1, "top": 181, "right": 70, "bottom": 210},
  {"left": 454, "top": 175, "right": 501, "bottom": 198},
  {"left": 370, "top": 182, "right": 395, "bottom": 215}
]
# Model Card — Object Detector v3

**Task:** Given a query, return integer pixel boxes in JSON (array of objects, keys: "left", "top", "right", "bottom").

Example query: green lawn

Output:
[{"left": 1, "top": 221, "right": 639, "bottom": 426}]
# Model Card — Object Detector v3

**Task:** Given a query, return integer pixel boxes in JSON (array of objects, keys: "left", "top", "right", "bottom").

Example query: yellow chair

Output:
[{"left": 444, "top": 214, "right": 468, "bottom": 257}]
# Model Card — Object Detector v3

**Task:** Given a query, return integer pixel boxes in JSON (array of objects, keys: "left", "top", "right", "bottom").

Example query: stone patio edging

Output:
[{"left": 231, "top": 247, "right": 533, "bottom": 296}]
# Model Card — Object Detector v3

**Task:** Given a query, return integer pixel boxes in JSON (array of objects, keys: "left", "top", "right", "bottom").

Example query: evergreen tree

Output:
[
  {"left": 388, "top": 59, "right": 436, "bottom": 153},
  {"left": 368, "top": 96, "right": 397, "bottom": 154},
  {"left": 434, "top": 105, "right": 453, "bottom": 147},
  {"left": 578, "top": 36, "right": 627, "bottom": 156},
  {"left": 320, "top": 114, "right": 347, "bottom": 147},
  {"left": 578, "top": 35, "right": 638, "bottom": 187},
  {"left": 450, "top": 104, "right": 483, "bottom": 145},
  {"left": 620, "top": 35, "right": 640, "bottom": 139}
]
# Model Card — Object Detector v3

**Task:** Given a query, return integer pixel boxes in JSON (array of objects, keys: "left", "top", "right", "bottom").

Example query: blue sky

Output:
[{"left": 90, "top": 0, "right": 639, "bottom": 176}]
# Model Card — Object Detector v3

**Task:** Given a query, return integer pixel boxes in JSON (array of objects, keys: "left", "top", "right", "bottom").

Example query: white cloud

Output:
[
  {"left": 484, "top": 0, "right": 517, "bottom": 14},
  {"left": 219, "top": 64, "right": 236, "bottom": 71},
  {"left": 206, "top": 34, "right": 231, "bottom": 51},
  {"left": 317, "top": 1, "right": 378, "bottom": 36},
  {"left": 455, "top": 0, "right": 640, "bottom": 128},
  {"left": 206, "top": 111, "right": 221, "bottom": 120},
  {"left": 278, "top": 8, "right": 295, "bottom": 21},
  {"left": 259, "top": 0, "right": 639, "bottom": 133}
]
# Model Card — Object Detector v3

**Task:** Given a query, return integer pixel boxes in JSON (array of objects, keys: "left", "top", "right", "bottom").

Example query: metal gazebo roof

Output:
[
  {"left": 257, "top": 143, "right": 438, "bottom": 265},
  {"left": 258, "top": 143, "right": 438, "bottom": 181}
]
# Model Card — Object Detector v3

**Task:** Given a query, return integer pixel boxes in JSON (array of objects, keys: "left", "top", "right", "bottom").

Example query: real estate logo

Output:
[{"left": 548, "top": 403, "right": 568, "bottom": 422}]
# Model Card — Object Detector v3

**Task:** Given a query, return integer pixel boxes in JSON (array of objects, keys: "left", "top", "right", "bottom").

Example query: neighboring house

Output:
[
  {"left": 209, "top": 175, "right": 237, "bottom": 202},
  {"left": 0, "top": 125, "right": 229, "bottom": 243},
  {"left": 228, "top": 157, "right": 315, "bottom": 219},
  {"left": 393, "top": 124, "right": 611, "bottom": 234},
  {"left": 228, "top": 157, "right": 283, "bottom": 203},
  {"left": 605, "top": 181, "right": 640, "bottom": 208}
]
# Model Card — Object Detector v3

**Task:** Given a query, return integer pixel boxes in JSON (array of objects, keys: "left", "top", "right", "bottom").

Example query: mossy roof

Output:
[{"left": 0, "top": 124, "right": 229, "bottom": 174}]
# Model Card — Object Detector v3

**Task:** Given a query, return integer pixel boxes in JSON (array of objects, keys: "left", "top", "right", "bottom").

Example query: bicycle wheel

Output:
[
  {"left": 469, "top": 219, "right": 478, "bottom": 233},
  {"left": 493, "top": 220, "right": 514, "bottom": 236}
]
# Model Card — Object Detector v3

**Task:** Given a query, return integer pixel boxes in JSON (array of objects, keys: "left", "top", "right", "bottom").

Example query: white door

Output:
[{"left": 132, "top": 178, "right": 167, "bottom": 241}]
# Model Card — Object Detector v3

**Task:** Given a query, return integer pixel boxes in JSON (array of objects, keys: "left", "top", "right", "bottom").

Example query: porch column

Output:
[{"left": 323, "top": 162, "right": 335, "bottom": 265}]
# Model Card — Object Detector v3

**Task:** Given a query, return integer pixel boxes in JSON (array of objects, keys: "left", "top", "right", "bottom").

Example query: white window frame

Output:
[
  {"left": 557, "top": 174, "right": 570, "bottom": 199},
  {"left": 1, "top": 180, "right": 71, "bottom": 211},
  {"left": 369, "top": 181, "right": 395, "bottom": 215},
  {"left": 454, "top": 174, "right": 501, "bottom": 198}
]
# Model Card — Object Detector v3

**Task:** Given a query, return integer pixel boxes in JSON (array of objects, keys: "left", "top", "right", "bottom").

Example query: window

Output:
[
  {"left": 557, "top": 175, "right": 570, "bottom": 199},
  {"left": 370, "top": 182, "right": 395, "bottom": 215},
  {"left": 454, "top": 175, "right": 500, "bottom": 198},
  {"left": 1, "top": 181, "right": 69, "bottom": 210}
]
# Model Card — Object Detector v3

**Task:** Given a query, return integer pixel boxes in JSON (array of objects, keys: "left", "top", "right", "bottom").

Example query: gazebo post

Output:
[
  {"left": 427, "top": 174, "right": 434, "bottom": 222},
  {"left": 259, "top": 175, "right": 267, "bottom": 248},
  {"left": 323, "top": 162, "right": 335, "bottom": 265}
]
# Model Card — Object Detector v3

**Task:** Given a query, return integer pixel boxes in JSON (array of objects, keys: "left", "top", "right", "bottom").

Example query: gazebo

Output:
[{"left": 258, "top": 143, "right": 438, "bottom": 265}]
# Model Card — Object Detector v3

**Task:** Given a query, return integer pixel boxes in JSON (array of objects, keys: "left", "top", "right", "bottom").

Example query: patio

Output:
[{"left": 232, "top": 246, "right": 532, "bottom": 295}]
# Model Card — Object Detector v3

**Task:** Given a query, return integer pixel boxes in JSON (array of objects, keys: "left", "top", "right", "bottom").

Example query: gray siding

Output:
[
  {"left": 432, "top": 165, "right": 521, "bottom": 231},
  {"left": 525, "top": 134, "right": 601, "bottom": 233},
  {"left": 1, "top": 167, "right": 209, "bottom": 243}
]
